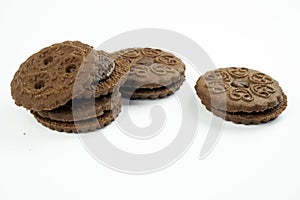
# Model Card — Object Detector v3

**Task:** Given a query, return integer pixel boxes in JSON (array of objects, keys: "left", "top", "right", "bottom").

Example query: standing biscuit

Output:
[{"left": 11, "top": 41, "right": 114, "bottom": 111}]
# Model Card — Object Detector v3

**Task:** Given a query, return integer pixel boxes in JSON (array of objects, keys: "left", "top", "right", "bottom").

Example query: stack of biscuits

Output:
[
  {"left": 11, "top": 42, "right": 186, "bottom": 133},
  {"left": 11, "top": 41, "right": 130, "bottom": 133}
]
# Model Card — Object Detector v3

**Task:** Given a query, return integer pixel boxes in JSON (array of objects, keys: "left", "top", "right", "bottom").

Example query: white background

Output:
[{"left": 1, "top": 0, "right": 300, "bottom": 199}]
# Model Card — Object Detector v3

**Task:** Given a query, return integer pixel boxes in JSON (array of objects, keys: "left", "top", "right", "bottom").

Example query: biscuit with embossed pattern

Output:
[
  {"left": 195, "top": 67, "right": 287, "bottom": 124},
  {"left": 11, "top": 41, "right": 115, "bottom": 111},
  {"left": 113, "top": 47, "right": 185, "bottom": 99}
]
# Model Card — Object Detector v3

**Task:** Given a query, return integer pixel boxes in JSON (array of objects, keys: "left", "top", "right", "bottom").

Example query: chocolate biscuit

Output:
[
  {"left": 195, "top": 67, "right": 287, "bottom": 124},
  {"left": 113, "top": 48, "right": 185, "bottom": 99},
  {"left": 11, "top": 41, "right": 114, "bottom": 111},
  {"left": 11, "top": 41, "right": 125, "bottom": 133}
]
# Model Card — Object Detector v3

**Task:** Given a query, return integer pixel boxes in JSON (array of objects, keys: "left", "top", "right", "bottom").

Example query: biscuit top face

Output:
[
  {"left": 196, "top": 67, "right": 283, "bottom": 113},
  {"left": 112, "top": 47, "right": 185, "bottom": 89},
  {"left": 11, "top": 41, "right": 115, "bottom": 111},
  {"left": 118, "top": 48, "right": 185, "bottom": 74}
]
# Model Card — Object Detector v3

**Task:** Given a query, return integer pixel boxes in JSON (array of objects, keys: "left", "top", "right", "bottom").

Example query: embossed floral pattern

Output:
[
  {"left": 129, "top": 65, "right": 149, "bottom": 76},
  {"left": 141, "top": 48, "right": 162, "bottom": 57},
  {"left": 229, "top": 88, "right": 254, "bottom": 102},
  {"left": 207, "top": 82, "right": 230, "bottom": 94},
  {"left": 122, "top": 49, "right": 140, "bottom": 58},
  {"left": 204, "top": 70, "right": 231, "bottom": 82},
  {"left": 116, "top": 48, "right": 185, "bottom": 76},
  {"left": 204, "top": 67, "right": 278, "bottom": 102},
  {"left": 150, "top": 64, "right": 176, "bottom": 76},
  {"left": 227, "top": 67, "right": 248, "bottom": 78},
  {"left": 249, "top": 73, "right": 273, "bottom": 84},
  {"left": 130, "top": 64, "right": 177, "bottom": 77},
  {"left": 155, "top": 54, "right": 179, "bottom": 65},
  {"left": 250, "top": 84, "right": 275, "bottom": 98}
]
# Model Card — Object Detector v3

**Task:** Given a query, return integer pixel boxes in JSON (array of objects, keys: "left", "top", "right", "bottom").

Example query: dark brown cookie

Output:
[
  {"left": 195, "top": 67, "right": 287, "bottom": 124},
  {"left": 11, "top": 41, "right": 113, "bottom": 111},
  {"left": 36, "top": 91, "right": 121, "bottom": 122},
  {"left": 113, "top": 48, "right": 185, "bottom": 99},
  {"left": 32, "top": 101, "right": 121, "bottom": 133},
  {"left": 77, "top": 54, "right": 131, "bottom": 98}
]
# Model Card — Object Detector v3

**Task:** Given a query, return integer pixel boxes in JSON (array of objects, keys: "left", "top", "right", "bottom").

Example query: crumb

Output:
[{"left": 23, "top": 132, "right": 26, "bottom": 135}]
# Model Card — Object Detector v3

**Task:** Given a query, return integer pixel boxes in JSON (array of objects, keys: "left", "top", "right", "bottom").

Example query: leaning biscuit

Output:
[{"left": 11, "top": 41, "right": 113, "bottom": 111}]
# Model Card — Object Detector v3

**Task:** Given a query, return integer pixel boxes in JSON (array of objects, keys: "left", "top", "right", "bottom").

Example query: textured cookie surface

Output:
[
  {"left": 113, "top": 47, "right": 185, "bottom": 99},
  {"left": 37, "top": 92, "right": 121, "bottom": 122},
  {"left": 11, "top": 41, "right": 110, "bottom": 111},
  {"left": 195, "top": 67, "right": 287, "bottom": 124},
  {"left": 32, "top": 103, "right": 121, "bottom": 133},
  {"left": 195, "top": 67, "right": 283, "bottom": 113},
  {"left": 125, "top": 63, "right": 181, "bottom": 89},
  {"left": 114, "top": 48, "right": 185, "bottom": 75}
]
